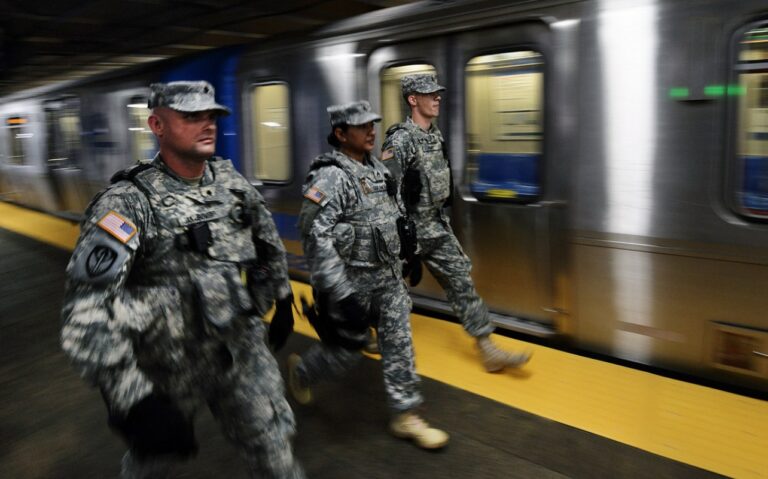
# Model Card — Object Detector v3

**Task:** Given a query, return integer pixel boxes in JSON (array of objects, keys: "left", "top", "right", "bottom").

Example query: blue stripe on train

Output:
[
  {"left": 272, "top": 212, "right": 301, "bottom": 241},
  {"left": 470, "top": 153, "right": 540, "bottom": 199},
  {"left": 160, "top": 46, "right": 244, "bottom": 171},
  {"left": 272, "top": 212, "right": 308, "bottom": 272},
  {"left": 742, "top": 156, "right": 768, "bottom": 214}
]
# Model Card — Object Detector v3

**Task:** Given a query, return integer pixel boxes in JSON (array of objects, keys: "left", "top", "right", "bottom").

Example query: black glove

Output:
[
  {"left": 402, "top": 254, "right": 423, "bottom": 287},
  {"left": 302, "top": 293, "right": 369, "bottom": 350},
  {"left": 402, "top": 168, "right": 422, "bottom": 209},
  {"left": 268, "top": 294, "right": 295, "bottom": 351},
  {"left": 107, "top": 393, "right": 197, "bottom": 458},
  {"left": 337, "top": 295, "right": 368, "bottom": 327}
]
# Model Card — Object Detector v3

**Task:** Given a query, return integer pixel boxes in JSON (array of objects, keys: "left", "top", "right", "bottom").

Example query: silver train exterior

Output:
[{"left": 1, "top": 0, "right": 767, "bottom": 393}]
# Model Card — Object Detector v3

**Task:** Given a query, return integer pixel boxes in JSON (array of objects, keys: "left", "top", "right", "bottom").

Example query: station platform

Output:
[{"left": 0, "top": 201, "right": 766, "bottom": 479}]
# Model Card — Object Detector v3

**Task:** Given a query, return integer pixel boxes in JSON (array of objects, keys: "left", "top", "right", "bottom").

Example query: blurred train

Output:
[{"left": 2, "top": 0, "right": 768, "bottom": 394}]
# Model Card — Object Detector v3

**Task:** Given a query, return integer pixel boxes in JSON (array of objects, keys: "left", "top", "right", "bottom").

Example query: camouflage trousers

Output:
[
  {"left": 297, "top": 269, "right": 423, "bottom": 412},
  {"left": 419, "top": 232, "right": 494, "bottom": 338},
  {"left": 121, "top": 325, "right": 304, "bottom": 479}
]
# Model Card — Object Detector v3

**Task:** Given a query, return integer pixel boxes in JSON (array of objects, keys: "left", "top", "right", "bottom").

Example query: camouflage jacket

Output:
[
  {"left": 61, "top": 154, "right": 290, "bottom": 411},
  {"left": 298, "top": 150, "right": 401, "bottom": 301},
  {"left": 381, "top": 117, "right": 451, "bottom": 239}
]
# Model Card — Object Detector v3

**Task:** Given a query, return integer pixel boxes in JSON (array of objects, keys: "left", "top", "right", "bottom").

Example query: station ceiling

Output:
[{"left": 0, "top": 0, "right": 418, "bottom": 97}]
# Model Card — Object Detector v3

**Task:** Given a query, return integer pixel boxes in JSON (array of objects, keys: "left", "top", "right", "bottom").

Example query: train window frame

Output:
[
  {"left": 247, "top": 81, "right": 293, "bottom": 185},
  {"left": 126, "top": 95, "right": 157, "bottom": 164},
  {"left": 728, "top": 20, "right": 768, "bottom": 222},
  {"left": 462, "top": 48, "right": 545, "bottom": 204},
  {"left": 4, "top": 116, "right": 32, "bottom": 166},
  {"left": 44, "top": 96, "right": 82, "bottom": 169}
]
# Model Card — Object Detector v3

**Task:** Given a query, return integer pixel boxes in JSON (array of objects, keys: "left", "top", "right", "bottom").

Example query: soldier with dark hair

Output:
[
  {"left": 382, "top": 73, "right": 532, "bottom": 373},
  {"left": 289, "top": 100, "right": 449, "bottom": 450},
  {"left": 60, "top": 81, "right": 304, "bottom": 478}
]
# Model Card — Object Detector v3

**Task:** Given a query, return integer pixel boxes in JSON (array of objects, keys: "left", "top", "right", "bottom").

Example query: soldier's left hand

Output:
[
  {"left": 268, "top": 294, "right": 295, "bottom": 351},
  {"left": 402, "top": 254, "right": 423, "bottom": 287}
]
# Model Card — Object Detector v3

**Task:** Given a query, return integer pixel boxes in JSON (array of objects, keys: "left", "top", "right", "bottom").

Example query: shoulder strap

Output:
[
  {"left": 306, "top": 153, "right": 364, "bottom": 202},
  {"left": 384, "top": 122, "right": 413, "bottom": 138},
  {"left": 109, "top": 162, "right": 154, "bottom": 184},
  {"left": 308, "top": 157, "right": 344, "bottom": 173},
  {"left": 442, "top": 140, "right": 453, "bottom": 207}
]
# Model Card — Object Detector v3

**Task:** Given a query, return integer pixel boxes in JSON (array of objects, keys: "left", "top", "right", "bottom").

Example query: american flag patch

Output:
[
  {"left": 97, "top": 210, "right": 137, "bottom": 244},
  {"left": 304, "top": 186, "right": 326, "bottom": 204}
]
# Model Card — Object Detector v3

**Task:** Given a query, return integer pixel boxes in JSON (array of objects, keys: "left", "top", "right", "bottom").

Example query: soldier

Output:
[
  {"left": 381, "top": 73, "right": 532, "bottom": 373},
  {"left": 288, "top": 100, "right": 449, "bottom": 450},
  {"left": 60, "top": 81, "right": 304, "bottom": 479}
]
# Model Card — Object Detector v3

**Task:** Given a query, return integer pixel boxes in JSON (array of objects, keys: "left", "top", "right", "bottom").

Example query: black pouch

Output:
[
  {"left": 396, "top": 216, "right": 418, "bottom": 260},
  {"left": 186, "top": 222, "right": 211, "bottom": 253}
]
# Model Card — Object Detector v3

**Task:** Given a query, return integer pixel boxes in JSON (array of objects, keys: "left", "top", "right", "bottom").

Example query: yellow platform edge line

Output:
[
  {"left": 3, "top": 201, "right": 766, "bottom": 479},
  {"left": 0, "top": 202, "right": 79, "bottom": 250}
]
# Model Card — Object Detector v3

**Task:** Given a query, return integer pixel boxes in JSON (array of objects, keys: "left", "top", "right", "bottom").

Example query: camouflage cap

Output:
[
  {"left": 327, "top": 100, "right": 381, "bottom": 127},
  {"left": 148, "top": 81, "right": 231, "bottom": 116},
  {"left": 401, "top": 73, "right": 446, "bottom": 96}
]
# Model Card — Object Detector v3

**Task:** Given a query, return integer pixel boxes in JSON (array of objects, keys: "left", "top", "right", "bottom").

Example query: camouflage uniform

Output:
[
  {"left": 295, "top": 102, "right": 423, "bottom": 412},
  {"left": 61, "top": 81, "right": 303, "bottom": 479},
  {"left": 382, "top": 75, "right": 493, "bottom": 338}
]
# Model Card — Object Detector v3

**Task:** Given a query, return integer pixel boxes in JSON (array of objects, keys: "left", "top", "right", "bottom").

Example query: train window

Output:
[
  {"left": 127, "top": 98, "right": 156, "bottom": 163},
  {"left": 380, "top": 64, "right": 436, "bottom": 131},
  {"left": 465, "top": 51, "right": 544, "bottom": 202},
  {"left": 45, "top": 99, "right": 82, "bottom": 167},
  {"left": 734, "top": 26, "right": 768, "bottom": 218},
  {"left": 5, "top": 116, "right": 31, "bottom": 166},
  {"left": 250, "top": 83, "right": 291, "bottom": 182}
]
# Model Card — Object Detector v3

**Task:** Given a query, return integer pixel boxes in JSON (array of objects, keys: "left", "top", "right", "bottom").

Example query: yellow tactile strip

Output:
[
  {"left": 2, "top": 201, "right": 766, "bottom": 479},
  {"left": 0, "top": 202, "right": 79, "bottom": 250}
]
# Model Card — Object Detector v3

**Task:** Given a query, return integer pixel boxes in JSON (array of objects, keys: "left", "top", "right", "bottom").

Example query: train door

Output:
[
  {"left": 44, "top": 97, "right": 87, "bottom": 214},
  {"left": 240, "top": 52, "right": 303, "bottom": 271},
  {"left": 0, "top": 102, "right": 58, "bottom": 211},
  {"left": 369, "top": 22, "right": 572, "bottom": 337}
]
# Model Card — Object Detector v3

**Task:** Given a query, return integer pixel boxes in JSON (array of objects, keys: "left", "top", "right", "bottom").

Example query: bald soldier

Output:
[
  {"left": 60, "top": 81, "right": 303, "bottom": 479},
  {"left": 381, "top": 73, "right": 532, "bottom": 372}
]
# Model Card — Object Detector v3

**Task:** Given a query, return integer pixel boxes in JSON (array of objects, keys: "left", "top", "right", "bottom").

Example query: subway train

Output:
[{"left": 1, "top": 0, "right": 768, "bottom": 394}]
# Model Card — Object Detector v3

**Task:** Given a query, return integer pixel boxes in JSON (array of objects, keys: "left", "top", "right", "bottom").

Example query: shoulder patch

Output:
[
  {"left": 304, "top": 186, "right": 327, "bottom": 204},
  {"left": 97, "top": 211, "right": 137, "bottom": 244},
  {"left": 381, "top": 149, "right": 394, "bottom": 161}
]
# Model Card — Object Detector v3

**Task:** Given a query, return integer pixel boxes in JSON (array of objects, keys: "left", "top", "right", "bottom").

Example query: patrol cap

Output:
[
  {"left": 327, "top": 100, "right": 381, "bottom": 127},
  {"left": 401, "top": 73, "right": 446, "bottom": 96},
  {"left": 148, "top": 81, "right": 231, "bottom": 116}
]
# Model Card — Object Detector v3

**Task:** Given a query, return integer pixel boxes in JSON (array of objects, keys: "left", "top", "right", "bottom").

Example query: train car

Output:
[{"left": 1, "top": 0, "right": 768, "bottom": 395}]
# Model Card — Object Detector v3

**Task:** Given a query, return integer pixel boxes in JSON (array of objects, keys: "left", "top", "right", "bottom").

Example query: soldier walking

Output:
[
  {"left": 60, "top": 81, "right": 304, "bottom": 478},
  {"left": 288, "top": 100, "right": 449, "bottom": 450},
  {"left": 381, "top": 73, "right": 532, "bottom": 372}
]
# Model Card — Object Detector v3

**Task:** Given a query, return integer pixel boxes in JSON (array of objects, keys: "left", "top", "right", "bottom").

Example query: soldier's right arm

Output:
[
  {"left": 60, "top": 183, "right": 154, "bottom": 412},
  {"left": 381, "top": 128, "right": 415, "bottom": 182},
  {"left": 299, "top": 167, "right": 355, "bottom": 301},
  {"left": 383, "top": 128, "right": 422, "bottom": 210}
]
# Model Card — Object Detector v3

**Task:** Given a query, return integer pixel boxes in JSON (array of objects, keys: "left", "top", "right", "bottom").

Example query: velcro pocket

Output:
[
  {"left": 114, "top": 286, "right": 186, "bottom": 372},
  {"left": 373, "top": 222, "right": 401, "bottom": 263},
  {"left": 332, "top": 222, "right": 355, "bottom": 262},
  {"left": 190, "top": 267, "right": 253, "bottom": 330}
]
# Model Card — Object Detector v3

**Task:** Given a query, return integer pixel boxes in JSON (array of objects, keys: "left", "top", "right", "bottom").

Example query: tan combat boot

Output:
[
  {"left": 287, "top": 354, "right": 313, "bottom": 405},
  {"left": 477, "top": 335, "right": 532, "bottom": 372},
  {"left": 363, "top": 327, "right": 380, "bottom": 355},
  {"left": 389, "top": 411, "right": 449, "bottom": 450}
]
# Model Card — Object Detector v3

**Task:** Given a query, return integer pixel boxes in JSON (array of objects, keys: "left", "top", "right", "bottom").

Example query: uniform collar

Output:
[
  {"left": 152, "top": 153, "right": 215, "bottom": 186},
  {"left": 406, "top": 116, "right": 435, "bottom": 133}
]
